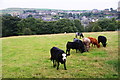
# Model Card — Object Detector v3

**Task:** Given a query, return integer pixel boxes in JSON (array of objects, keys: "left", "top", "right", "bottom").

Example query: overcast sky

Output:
[{"left": 0, "top": 0, "right": 119, "bottom": 10}]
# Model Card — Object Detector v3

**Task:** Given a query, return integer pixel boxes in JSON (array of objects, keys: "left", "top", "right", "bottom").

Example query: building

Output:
[
  {"left": 104, "top": 9, "right": 109, "bottom": 12},
  {"left": 117, "top": 1, "right": 120, "bottom": 20},
  {"left": 118, "top": 1, "right": 120, "bottom": 11}
]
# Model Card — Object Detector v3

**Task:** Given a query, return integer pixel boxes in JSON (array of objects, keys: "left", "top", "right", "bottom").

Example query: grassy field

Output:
[{"left": 1, "top": 31, "right": 118, "bottom": 78}]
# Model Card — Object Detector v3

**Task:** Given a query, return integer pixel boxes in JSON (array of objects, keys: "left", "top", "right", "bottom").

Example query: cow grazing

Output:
[
  {"left": 75, "top": 32, "right": 84, "bottom": 39},
  {"left": 83, "top": 38, "right": 91, "bottom": 52},
  {"left": 88, "top": 37, "right": 100, "bottom": 48},
  {"left": 98, "top": 36, "right": 107, "bottom": 47},
  {"left": 73, "top": 38, "right": 86, "bottom": 52},
  {"left": 50, "top": 47, "right": 68, "bottom": 70},
  {"left": 66, "top": 39, "right": 86, "bottom": 55}
]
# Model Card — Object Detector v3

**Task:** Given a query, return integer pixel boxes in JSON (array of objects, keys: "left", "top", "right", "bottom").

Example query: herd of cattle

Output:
[{"left": 50, "top": 32, "right": 107, "bottom": 70}]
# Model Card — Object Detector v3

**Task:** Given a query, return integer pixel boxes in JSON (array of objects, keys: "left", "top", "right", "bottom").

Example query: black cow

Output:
[
  {"left": 50, "top": 47, "right": 68, "bottom": 70},
  {"left": 73, "top": 38, "right": 86, "bottom": 52},
  {"left": 98, "top": 36, "right": 107, "bottom": 47},
  {"left": 75, "top": 32, "right": 84, "bottom": 39},
  {"left": 66, "top": 40, "right": 86, "bottom": 55}
]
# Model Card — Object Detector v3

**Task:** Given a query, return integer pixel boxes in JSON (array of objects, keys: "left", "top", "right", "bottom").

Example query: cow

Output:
[
  {"left": 73, "top": 38, "right": 80, "bottom": 42},
  {"left": 50, "top": 47, "right": 68, "bottom": 70},
  {"left": 83, "top": 38, "right": 91, "bottom": 52},
  {"left": 98, "top": 36, "right": 107, "bottom": 47},
  {"left": 88, "top": 37, "right": 100, "bottom": 48},
  {"left": 66, "top": 39, "right": 86, "bottom": 55},
  {"left": 75, "top": 32, "right": 84, "bottom": 39},
  {"left": 73, "top": 38, "right": 87, "bottom": 52}
]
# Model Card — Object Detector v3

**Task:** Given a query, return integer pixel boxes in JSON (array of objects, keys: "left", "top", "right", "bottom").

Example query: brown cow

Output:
[{"left": 88, "top": 37, "right": 100, "bottom": 48}]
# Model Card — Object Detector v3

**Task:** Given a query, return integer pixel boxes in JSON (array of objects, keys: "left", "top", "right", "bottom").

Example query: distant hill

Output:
[{"left": 0, "top": 8, "right": 88, "bottom": 14}]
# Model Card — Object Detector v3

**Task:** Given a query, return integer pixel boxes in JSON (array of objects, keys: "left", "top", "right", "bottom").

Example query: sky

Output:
[{"left": 0, "top": 0, "right": 119, "bottom": 10}]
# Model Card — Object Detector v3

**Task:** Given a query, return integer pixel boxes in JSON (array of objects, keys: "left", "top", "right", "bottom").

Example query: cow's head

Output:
[
  {"left": 97, "top": 43, "right": 100, "bottom": 48},
  {"left": 62, "top": 53, "right": 67, "bottom": 62},
  {"left": 103, "top": 43, "right": 107, "bottom": 47}
]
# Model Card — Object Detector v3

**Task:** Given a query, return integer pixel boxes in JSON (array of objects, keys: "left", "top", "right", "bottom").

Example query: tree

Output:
[
  {"left": 69, "top": 13, "right": 73, "bottom": 17},
  {"left": 110, "top": 8, "right": 113, "bottom": 12},
  {"left": 0, "top": 16, "right": 2, "bottom": 37},
  {"left": 117, "top": 21, "right": 120, "bottom": 30},
  {"left": 74, "top": 19, "right": 84, "bottom": 32},
  {"left": 76, "top": 14, "right": 80, "bottom": 18},
  {"left": 97, "top": 18, "right": 111, "bottom": 31},
  {"left": 27, "top": 14, "right": 33, "bottom": 18},
  {"left": 97, "top": 18, "right": 117, "bottom": 31},
  {"left": 106, "top": 23, "right": 116, "bottom": 31},
  {"left": 23, "top": 28, "right": 32, "bottom": 35},
  {"left": 2, "top": 15, "right": 21, "bottom": 37},
  {"left": 85, "top": 26, "right": 93, "bottom": 32},
  {"left": 117, "top": 12, "right": 120, "bottom": 19},
  {"left": 17, "top": 17, "right": 37, "bottom": 35},
  {"left": 92, "top": 25, "right": 102, "bottom": 32},
  {"left": 54, "top": 19, "right": 77, "bottom": 33}
]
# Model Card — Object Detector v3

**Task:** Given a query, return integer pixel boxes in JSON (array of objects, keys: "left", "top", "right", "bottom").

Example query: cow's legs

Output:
[
  {"left": 66, "top": 49, "right": 70, "bottom": 56},
  {"left": 79, "top": 36, "right": 81, "bottom": 39},
  {"left": 64, "top": 63, "right": 67, "bottom": 70},
  {"left": 57, "top": 62, "right": 59, "bottom": 70},
  {"left": 53, "top": 60, "right": 56, "bottom": 67}
]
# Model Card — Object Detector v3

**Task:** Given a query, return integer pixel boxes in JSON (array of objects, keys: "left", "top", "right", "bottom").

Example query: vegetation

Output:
[
  {"left": 2, "top": 31, "right": 118, "bottom": 78},
  {"left": 2, "top": 15, "right": 119, "bottom": 37}
]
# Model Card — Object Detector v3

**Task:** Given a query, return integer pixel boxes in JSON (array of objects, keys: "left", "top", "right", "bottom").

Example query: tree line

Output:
[
  {"left": 85, "top": 18, "right": 119, "bottom": 32},
  {"left": 2, "top": 15, "right": 120, "bottom": 37}
]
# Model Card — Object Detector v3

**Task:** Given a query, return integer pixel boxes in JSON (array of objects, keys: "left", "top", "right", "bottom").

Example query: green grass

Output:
[{"left": 1, "top": 31, "right": 118, "bottom": 78}]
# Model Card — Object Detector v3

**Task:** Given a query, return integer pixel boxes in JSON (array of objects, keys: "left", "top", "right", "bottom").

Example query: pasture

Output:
[{"left": 1, "top": 31, "right": 118, "bottom": 78}]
